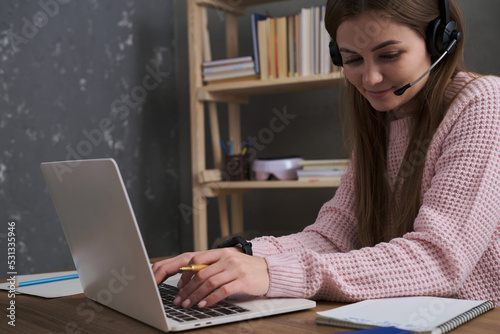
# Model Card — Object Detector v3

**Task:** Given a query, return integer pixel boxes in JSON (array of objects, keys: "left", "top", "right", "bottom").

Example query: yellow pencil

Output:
[{"left": 178, "top": 264, "right": 209, "bottom": 272}]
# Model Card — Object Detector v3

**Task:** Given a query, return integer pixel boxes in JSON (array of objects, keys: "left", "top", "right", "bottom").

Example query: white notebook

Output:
[{"left": 316, "top": 297, "right": 495, "bottom": 334}]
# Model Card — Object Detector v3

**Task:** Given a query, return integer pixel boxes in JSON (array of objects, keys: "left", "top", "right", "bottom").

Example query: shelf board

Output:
[
  {"left": 203, "top": 179, "right": 341, "bottom": 195},
  {"left": 198, "top": 72, "right": 344, "bottom": 102},
  {"left": 198, "top": 0, "right": 289, "bottom": 14},
  {"left": 239, "top": 0, "right": 289, "bottom": 6}
]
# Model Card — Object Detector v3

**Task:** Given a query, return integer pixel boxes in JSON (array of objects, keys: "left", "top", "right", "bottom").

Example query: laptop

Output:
[{"left": 40, "top": 158, "right": 316, "bottom": 332}]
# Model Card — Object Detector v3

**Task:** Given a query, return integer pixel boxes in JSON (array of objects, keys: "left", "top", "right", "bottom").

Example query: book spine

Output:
[
  {"left": 277, "top": 16, "right": 288, "bottom": 78},
  {"left": 314, "top": 6, "right": 320, "bottom": 75},
  {"left": 204, "top": 69, "right": 256, "bottom": 81},
  {"left": 251, "top": 14, "right": 260, "bottom": 74},
  {"left": 202, "top": 62, "right": 255, "bottom": 74},
  {"left": 257, "top": 19, "right": 269, "bottom": 80},
  {"left": 203, "top": 56, "right": 253, "bottom": 68},
  {"left": 295, "top": 13, "right": 301, "bottom": 77},
  {"left": 300, "top": 8, "right": 311, "bottom": 77},
  {"left": 287, "top": 15, "right": 294, "bottom": 77},
  {"left": 268, "top": 18, "right": 276, "bottom": 79}
]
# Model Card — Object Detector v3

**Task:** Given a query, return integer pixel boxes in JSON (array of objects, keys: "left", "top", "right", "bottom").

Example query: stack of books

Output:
[
  {"left": 202, "top": 5, "right": 341, "bottom": 86},
  {"left": 297, "top": 159, "right": 349, "bottom": 182},
  {"left": 202, "top": 56, "right": 258, "bottom": 84},
  {"left": 254, "top": 5, "right": 341, "bottom": 80}
]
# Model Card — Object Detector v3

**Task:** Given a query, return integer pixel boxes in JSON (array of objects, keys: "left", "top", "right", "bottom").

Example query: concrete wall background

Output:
[{"left": 1, "top": 0, "right": 179, "bottom": 277}]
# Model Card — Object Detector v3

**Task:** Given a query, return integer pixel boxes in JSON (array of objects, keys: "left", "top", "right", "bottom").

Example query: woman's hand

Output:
[{"left": 152, "top": 248, "right": 270, "bottom": 308}]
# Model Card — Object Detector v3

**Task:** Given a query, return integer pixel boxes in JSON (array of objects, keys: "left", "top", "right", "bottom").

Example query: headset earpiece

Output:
[
  {"left": 329, "top": 0, "right": 462, "bottom": 66},
  {"left": 329, "top": 40, "right": 343, "bottom": 67},
  {"left": 426, "top": 17, "right": 443, "bottom": 58},
  {"left": 426, "top": 0, "right": 462, "bottom": 58}
]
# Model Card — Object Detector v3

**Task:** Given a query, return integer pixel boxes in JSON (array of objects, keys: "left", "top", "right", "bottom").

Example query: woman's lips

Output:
[{"left": 366, "top": 88, "right": 393, "bottom": 99}]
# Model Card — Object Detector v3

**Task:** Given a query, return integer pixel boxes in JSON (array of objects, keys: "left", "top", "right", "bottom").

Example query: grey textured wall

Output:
[{"left": 1, "top": 0, "right": 179, "bottom": 278}]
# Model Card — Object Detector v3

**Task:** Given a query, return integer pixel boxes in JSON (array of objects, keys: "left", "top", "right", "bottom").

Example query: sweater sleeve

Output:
[
  {"left": 251, "top": 160, "right": 361, "bottom": 258},
  {"left": 262, "top": 75, "right": 500, "bottom": 302}
]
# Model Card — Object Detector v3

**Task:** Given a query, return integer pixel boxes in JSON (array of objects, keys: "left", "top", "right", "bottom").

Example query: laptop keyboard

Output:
[{"left": 158, "top": 283, "right": 249, "bottom": 323}]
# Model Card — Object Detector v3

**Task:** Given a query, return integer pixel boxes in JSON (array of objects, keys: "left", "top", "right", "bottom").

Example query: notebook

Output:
[
  {"left": 316, "top": 296, "right": 494, "bottom": 334},
  {"left": 40, "top": 158, "right": 316, "bottom": 332}
]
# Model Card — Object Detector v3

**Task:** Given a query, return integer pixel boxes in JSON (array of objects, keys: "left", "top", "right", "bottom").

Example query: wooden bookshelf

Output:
[
  {"left": 198, "top": 72, "right": 344, "bottom": 103},
  {"left": 197, "top": 0, "right": 289, "bottom": 14},
  {"left": 188, "top": 0, "right": 344, "bottom": 250},
  {"left": 203, "top": 179, "right": 342, "bottom": 196}
]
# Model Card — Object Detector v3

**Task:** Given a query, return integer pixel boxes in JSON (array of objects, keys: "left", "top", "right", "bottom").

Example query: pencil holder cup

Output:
[{"left": 224, "top": 154, "right": 250, "bottom": 181}]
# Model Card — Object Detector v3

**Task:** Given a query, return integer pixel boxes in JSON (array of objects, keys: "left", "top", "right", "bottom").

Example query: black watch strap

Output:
[{"left": 216, "top": 236, "right": 253, "bottom": 255}]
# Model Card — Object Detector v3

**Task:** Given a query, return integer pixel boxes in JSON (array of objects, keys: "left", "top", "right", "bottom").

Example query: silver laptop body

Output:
[{"left": 40, "top": 158, "right": 316, "bottom": 332}]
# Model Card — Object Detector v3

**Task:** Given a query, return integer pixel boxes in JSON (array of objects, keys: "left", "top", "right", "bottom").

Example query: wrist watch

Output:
[{"left": 216, "top": 236, "right": 253, "bottom": 255}]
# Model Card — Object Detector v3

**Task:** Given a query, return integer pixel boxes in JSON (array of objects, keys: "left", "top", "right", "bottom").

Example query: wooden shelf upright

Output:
[{"left": 188, "top": 0, "right": 345, "bottom": 251}]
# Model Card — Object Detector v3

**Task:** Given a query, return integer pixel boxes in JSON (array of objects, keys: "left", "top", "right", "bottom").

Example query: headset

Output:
[{"left": 328, "top": 0, "right": 463, "bottom": 95}]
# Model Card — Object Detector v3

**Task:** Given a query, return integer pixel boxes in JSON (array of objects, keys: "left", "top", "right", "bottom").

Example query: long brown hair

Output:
[{"left": 325, "top": 0, "right": 466, "bottom": 247}]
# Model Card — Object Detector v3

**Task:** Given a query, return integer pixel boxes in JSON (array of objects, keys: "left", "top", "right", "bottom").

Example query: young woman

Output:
[{"left": 153, "top": 0, "right": 500, "bottom": 308}]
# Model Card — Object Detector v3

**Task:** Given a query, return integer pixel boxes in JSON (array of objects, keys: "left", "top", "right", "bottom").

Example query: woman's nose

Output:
[{"left": 362, "top": 63, "right": 384, "bottom": 87}]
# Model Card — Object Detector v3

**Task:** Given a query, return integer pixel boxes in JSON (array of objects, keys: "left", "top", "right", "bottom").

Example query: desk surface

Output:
[{"left": 1, "top": 289, "right": 498, "bottom": 334}]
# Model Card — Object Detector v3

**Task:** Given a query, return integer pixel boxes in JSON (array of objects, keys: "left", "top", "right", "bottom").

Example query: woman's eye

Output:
[
  {"left": 381, "top": 52, "right": 400, "bottom": 60},
  {"left": 344, "top": 57, "right": 362, "bottom": 65}
]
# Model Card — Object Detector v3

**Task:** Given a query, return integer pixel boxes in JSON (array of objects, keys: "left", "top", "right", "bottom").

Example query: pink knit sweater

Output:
[{"left": 251, "top": 72, "right": 500, "bottom": 305}]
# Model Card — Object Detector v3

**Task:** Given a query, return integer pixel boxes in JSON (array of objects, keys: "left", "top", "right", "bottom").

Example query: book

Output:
[
  {"left": 202, "top": 61, "right": 255, "bottom": 74},
  {"left": 295, "top": 13, "right": 301, "bottom": 77},
  {"left": 203, "top": 68, "right": 257, "bottom": 82},
  {"left": 250, "top": 5, "right": 340, "bottom": 81},
  {"left": 202, "top": 56, "right": 253, "bottom": 68},
  {"left": 314, "top": 5, "right": 320, "bottom": 75},
  {"left": 268, "top": 18, "right": 277, "bottom": 79},
  {"left": 298, "top": 176, "right": 343, "bottom": 182},
  {"left": 302, "top": 165, "right": 348, "bottom": 171},
  {"left": 251, "top": 13, "right": 267, "bottom": 74},
  {"left": 297, "top": 169, "right": 347, "bottom": 177},
  {"left": 320, "top": 5, "right": 328, "bottom": 75},
  {"left": 297, "top": 159, "right": 350, "bottom": 168},
  {"left": 316, "top": 297, "right": 495, "bottom": 333},
  {"left": 276, "top": 16, "right": 288, "bottom": 78},
  {"left": 300, "top": 7, "right": 312, "bottom": 76},
  {"left": 287, "top": 15, "right": 295, "bottom": 77},
  {"left": 257, "top": 19, "right": 269, "bottom": 80}
]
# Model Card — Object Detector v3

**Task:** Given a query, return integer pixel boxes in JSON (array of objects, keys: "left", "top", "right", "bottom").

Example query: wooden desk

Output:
[{"left": 1, "top": 289, "right": 498, "bottom": 334}]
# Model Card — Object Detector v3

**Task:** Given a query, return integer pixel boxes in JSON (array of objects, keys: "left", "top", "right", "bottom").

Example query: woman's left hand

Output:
[{"left": 162, "top": 248, "right": 269, "bottom": 308}]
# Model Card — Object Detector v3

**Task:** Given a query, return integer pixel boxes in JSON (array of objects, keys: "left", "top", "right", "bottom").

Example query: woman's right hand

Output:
[
  {"left": 152, "top": 252, "right": 196, "bottom": 285},
  {"left": 151, "top": 248, "right": 270, "bottom": 308}
]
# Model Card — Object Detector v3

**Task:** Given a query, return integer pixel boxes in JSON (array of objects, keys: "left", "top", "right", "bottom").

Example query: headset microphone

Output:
[{"left": 394, "top": 35, "right": 459, "bottom": 96}]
